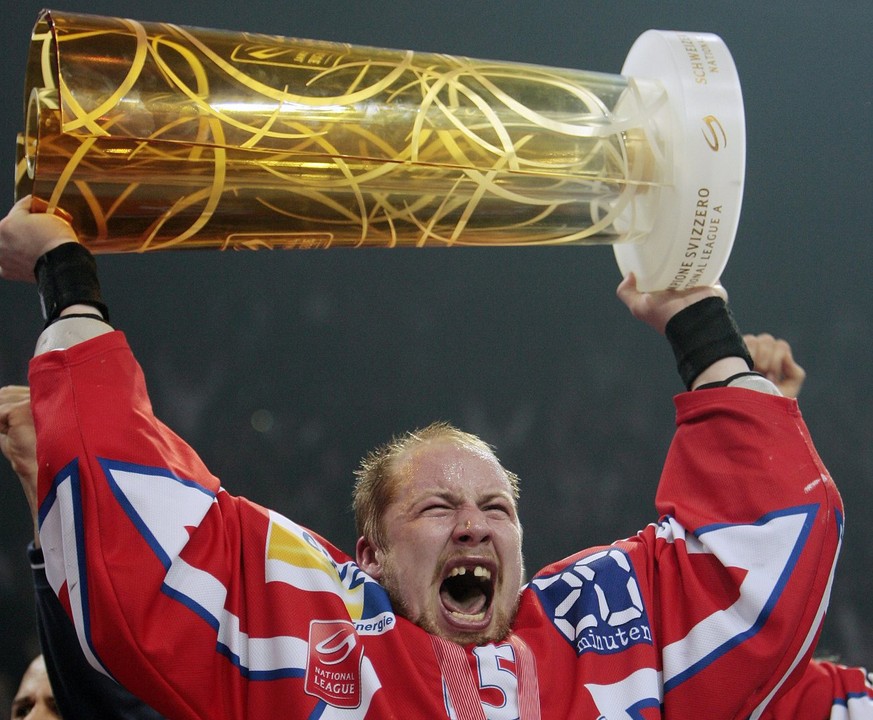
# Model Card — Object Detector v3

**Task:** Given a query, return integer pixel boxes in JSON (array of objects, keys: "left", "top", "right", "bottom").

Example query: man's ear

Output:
[{"left": 356, "top": 536, "right": 384, "bottom": 580}]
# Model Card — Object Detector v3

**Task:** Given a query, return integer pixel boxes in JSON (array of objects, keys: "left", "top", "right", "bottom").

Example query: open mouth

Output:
[{"left": 439, "top": 563, "right": 495, "bottom": 622}]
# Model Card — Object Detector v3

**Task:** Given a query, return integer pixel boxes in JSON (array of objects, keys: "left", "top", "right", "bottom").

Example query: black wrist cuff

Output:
[
  {"left": 665, "top": 296, "right": 753, "bottom": 390},
  {"left": 34, "top": 243, "right": 109, "bottom": 328}
]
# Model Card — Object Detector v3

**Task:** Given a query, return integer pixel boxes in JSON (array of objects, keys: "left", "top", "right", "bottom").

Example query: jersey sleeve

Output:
[
  {"left": 650, "top": 387, "right": 844, "bottom": 718},
  {"left": 761, "top": 659, "right": 873, "bottom": 719},
  {"left": 524, "top": 387, "right": 845, "bottom": 719},
  {"left": 28, "top": 332, "right": 387, "bottom": 719},
  {"left": 29, "top": 543, "right": 167, "bottom": 720}
]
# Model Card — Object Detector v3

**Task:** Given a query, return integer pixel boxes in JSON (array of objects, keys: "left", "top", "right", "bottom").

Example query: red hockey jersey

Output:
[{"left": 30, "top": 332, "right": 843, "bottom": 719}]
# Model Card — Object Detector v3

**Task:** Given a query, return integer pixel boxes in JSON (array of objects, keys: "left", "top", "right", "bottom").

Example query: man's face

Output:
[
  {"left": 357, "top": 438, "right": 524, "bottom": 645},
  {"left": 11, "top": 656, "right": 59, "bottom": 720}
]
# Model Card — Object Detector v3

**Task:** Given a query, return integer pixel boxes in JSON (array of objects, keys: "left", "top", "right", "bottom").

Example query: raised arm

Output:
[
  {"left": 0, "top": 196, "right": 113, "bottom": 353},
  {"left": 613, "top": 274, "right": 842, "bottom": 717},
  {"left": 616, "top": 272, "right": 762, "bottom": 390},
  {"left": 0, "top": 197, "right": 385, "bottom": 719},
  {"left": 0, "top": 385, "right": 38, "bottom": 544},
  {"left": 1, "top": 385, "right": 166, "bottom": 720}
]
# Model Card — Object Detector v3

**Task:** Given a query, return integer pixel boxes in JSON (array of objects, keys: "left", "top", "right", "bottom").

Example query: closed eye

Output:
[
  {"left": 421, "top": 502, "right": 453, "bottom": 515},
  {"left": 483, "top": 502, "right": 513, "bottom": 517}
]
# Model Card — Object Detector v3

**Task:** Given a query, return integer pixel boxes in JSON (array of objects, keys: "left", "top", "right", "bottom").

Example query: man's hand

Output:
[
  {"left": 0, "top": 385, "right": 40, "bottom": 544},
  {"left": 0, "top": 195, "right": 79, "bottom": 282},
  {"left": 616, "top": 273, "right": 752, "bottom": 389},
  {"left": 616, "top": 273, "right": 728, "bottom": 334},
  {"left": 744, "top": 333, "right": 806, "bottom": 398}
]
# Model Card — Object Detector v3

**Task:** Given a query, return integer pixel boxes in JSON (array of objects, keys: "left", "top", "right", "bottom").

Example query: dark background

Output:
[{"left": 1, "top": 1, "right": 870, "bottom": 715}]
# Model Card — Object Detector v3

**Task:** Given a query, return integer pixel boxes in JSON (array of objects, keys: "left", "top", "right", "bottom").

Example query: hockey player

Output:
[
  {"left": 0, "top": 196, "right": 846, "bottom": 718},
  {"left": 4, "top": 331, "right": 869, "bottom": 717}
]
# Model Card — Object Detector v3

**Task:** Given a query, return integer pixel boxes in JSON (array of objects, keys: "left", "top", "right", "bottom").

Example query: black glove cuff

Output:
[
  {"left": 665, "top": 296, "right": 753, "bottom": 390},
  {"left": 33, "top": 243, "right": 109, "bottom": 328}
]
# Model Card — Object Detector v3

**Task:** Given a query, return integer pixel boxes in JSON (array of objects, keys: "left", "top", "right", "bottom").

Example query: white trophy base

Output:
[{"left": 615, "top": 30, "right": 746, "bottom": 291}]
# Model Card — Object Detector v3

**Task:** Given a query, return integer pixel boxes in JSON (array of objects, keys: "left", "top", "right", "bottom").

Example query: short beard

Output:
[{"left": 379, "top": 558, "right": 518, "bottom": 646}]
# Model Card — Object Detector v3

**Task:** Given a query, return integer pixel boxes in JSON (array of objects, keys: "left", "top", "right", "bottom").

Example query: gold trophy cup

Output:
[{"left": 17, "top": 11, "right": 745, "bottom": 290}]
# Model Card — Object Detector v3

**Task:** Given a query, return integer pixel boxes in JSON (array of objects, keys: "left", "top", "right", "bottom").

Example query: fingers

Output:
[
  {"left": 11, "top": 195, "right": 70, "bottom": 218},
  {"left": 615, "top": 272, "right": 640, "bottom": 312},
  {"left": 0, "top": 385, "right": 30, "bottom": 404},
  {"left": 0, "top": 197, "right": 79, "bottom": 282},
  {"left": 743, "top": 333, "right": 806, "bottom": 398},
  {"left": 616, "top": 273, "right": 729, "bottom": 334},
  {"left": 0, "top": 386, "right": 39, "bottom": 524},
  {"left": 0, "top": 385, "right": 33, "bottom": 445},
  {"left": 11, "top": 195, "right": 35, "bottom": 212},
  {"left": 745, "top": 333, "right": 787, "bottom": 377},
  {"left": 0, "top": 385, "right": 33, "bottom": 436},
  {"left": 616, "top": 273, "right": 661, "bottom": 329},
  {"left": 29, "top": 196, "right": 75, "bottom": 224},
  {"left": 0, "top": 386, "right": 37, "bottom": 478}
]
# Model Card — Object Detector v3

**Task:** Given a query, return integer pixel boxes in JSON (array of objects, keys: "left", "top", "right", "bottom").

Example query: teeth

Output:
[
  {"left": 448, "top": 565, "right": 492, "bottom": 580},
  {"left": 450, "top": 610, "right": 486, "bottom": 621}
]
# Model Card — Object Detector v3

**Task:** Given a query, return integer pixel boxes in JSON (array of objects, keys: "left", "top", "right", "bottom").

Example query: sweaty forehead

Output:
[{"left": 393, "top": 438, "right": 509, "bottom": 494}]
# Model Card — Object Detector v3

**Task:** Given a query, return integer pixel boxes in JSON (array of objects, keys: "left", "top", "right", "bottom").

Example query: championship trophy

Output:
[{"left": 16, "top": 11, "right": 745, "bottom": 290}]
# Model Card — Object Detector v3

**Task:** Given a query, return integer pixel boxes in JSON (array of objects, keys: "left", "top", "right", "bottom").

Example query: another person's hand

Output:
[
  {"left": 743, "top": 333, "right": 806, "bottom": 398},
  {"left": 0, "top": 196, "right": 78, "bottom": 282},
  {"left": 0, "top": 385, "right": 39, "bottom": 543},
  {"left": 616, "top": 273, "right": 728, "bottom": 334}
]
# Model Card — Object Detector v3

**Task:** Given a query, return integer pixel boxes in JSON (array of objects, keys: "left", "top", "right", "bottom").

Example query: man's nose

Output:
[
  {"left": 26, "top": 706, "right": 52, "bottom": 720},
  {"left": 453, "top": 508, "right": 491, "bottom": 543}
]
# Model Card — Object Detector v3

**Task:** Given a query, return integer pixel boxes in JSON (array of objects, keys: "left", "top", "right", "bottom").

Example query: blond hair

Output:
[{"left": 353, "top": 421, "right": 520, "bottom": 549}]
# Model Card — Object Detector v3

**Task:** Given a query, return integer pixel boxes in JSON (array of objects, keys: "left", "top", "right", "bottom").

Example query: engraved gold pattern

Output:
[{"left": 17, "top": 11, "right": 670, "bottom": 253}]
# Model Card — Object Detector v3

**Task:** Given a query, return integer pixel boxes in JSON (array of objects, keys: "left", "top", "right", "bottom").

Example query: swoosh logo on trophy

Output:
[
  {"left": 702, "top": 115, "right": 728, "bottom": 151},
  {"left": 315, "top": 628, "right": 358, "bottom": 664}
]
